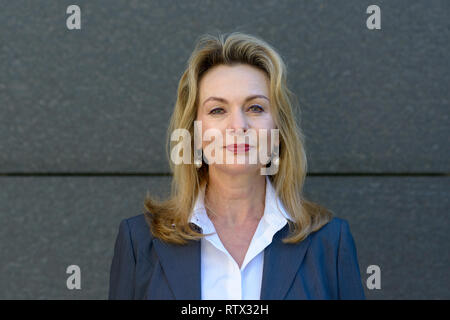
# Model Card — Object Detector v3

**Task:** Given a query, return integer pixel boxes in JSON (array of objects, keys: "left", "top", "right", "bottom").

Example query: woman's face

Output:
[{"left": 196, "top": 63, "right": 277, "bottom": 175}]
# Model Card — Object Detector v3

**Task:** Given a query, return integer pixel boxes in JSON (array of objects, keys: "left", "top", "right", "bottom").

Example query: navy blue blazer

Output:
[{"left": 109, "top": 214, "right": 365, "bottom": 299}]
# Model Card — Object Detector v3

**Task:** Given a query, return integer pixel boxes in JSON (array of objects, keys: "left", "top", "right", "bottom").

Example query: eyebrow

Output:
[{"left": 202, "top": 94, "right": 269, "bottom": 106}]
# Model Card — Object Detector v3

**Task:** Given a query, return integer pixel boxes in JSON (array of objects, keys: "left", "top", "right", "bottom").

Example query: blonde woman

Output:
[{"left": 109, "top": 32, "right": 365, "bottom": 300}]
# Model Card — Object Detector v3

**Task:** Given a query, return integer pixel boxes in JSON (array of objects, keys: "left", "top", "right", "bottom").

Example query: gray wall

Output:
[{"left": 0, "top": 0, "right": 448, "bottom": 299}]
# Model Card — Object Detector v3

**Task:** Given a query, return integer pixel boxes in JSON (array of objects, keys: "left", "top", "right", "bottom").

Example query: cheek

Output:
[
  {"left": 200, "top": 123, "right": 226, "bottom": 149},
  {"left": 253, "top": 119, "right": 277, "bottom": 154},
  {"left": 253, "top": 118, "right": 277, "bottom": 137},
  {"left": 252, "top": 111, "right": 276, "bottom": 127}
]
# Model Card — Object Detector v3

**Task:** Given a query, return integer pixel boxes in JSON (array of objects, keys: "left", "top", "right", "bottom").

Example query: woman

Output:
[{"left": 109, "top": 32, "right": 365, "bottom": 300}]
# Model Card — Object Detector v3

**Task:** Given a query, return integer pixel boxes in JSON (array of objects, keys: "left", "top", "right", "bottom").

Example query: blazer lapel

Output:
[
  {"left": 152, "top": 235, "right": 201, "bottom": 299},
  {"left": 151, "top": 224, "right": 310, "bottom": 300},
  {"left": 260, "top": 224, "right": 311, "bottom": 299}
]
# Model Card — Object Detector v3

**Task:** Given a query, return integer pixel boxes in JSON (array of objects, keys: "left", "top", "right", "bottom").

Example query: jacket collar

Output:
[
  {"left": 259, "top": 224, "right": 311, "bottom": 299},
  {"left": 152, "top": 235, "right": 201, "bottom": 299}
]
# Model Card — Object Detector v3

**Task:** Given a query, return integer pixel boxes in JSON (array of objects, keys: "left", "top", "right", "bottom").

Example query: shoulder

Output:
[
  {"left": 122, "top": 213, "right": 150, "bottom": 235},
  {"left": 307, "top": 216, "right": 353, "bottom": 250},
  {"left": 313, "top": 216, "right": 350, "bottom": 236},
  {"left": 117, "top": 213, "right": 154, "bottom": 254}
]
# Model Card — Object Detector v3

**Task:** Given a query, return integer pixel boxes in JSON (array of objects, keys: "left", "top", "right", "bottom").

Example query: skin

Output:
[{"left": 195, "top": 63, "right": 277, "bottom": 268}]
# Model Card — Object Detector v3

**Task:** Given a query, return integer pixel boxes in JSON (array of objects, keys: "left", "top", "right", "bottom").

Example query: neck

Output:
[{"left": 204, "top": 169, "right": 266, "bottom": 227}]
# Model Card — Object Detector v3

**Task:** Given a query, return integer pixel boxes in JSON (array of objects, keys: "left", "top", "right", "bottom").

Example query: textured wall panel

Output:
[{"left": 0, "top": 0, "right": 448, "bottom": 173}]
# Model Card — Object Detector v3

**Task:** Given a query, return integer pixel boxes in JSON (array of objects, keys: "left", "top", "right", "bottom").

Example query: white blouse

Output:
[{"left": 189, "top": 176, "right": 294, "bottom": 300}]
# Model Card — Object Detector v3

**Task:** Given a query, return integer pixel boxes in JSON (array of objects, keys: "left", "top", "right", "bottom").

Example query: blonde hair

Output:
[{"left": 143, "top": 31, "right": 333, "bottom": 244}]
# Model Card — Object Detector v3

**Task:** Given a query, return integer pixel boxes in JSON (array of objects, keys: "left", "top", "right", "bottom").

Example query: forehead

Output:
[{"left": 198, "top": 64, "right": 269, "bottom": 101}]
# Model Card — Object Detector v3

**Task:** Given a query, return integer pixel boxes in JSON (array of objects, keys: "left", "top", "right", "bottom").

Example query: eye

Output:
[
  {"left": 248, "top": 104, "right": 264, "bottom": 112},
  {"left": 209, "top": 107, "right": 225, "bottom": 115}
]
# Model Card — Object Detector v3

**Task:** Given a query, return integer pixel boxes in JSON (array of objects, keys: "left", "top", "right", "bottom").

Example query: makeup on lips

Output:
[{"left": 225, "top": 144, "right": 251, "bottom": 154}]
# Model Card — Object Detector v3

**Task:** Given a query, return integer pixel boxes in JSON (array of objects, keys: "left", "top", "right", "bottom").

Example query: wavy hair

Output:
[{"left": 143, "top": 31, "right": 333, "bottom": 244}]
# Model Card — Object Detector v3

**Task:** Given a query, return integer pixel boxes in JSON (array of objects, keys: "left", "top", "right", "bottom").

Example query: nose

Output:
[{"left": 227, "top": 108, "right": 249, "bottom": 134}]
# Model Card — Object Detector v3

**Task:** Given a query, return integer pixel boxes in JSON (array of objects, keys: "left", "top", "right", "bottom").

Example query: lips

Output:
[{"left": 225, "top": 144, "right": 251, "bottom": 153}]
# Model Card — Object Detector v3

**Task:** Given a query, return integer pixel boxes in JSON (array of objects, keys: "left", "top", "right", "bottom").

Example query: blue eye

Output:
[{"left": 249, "top": 104, "right": 264, "bottom": 112}]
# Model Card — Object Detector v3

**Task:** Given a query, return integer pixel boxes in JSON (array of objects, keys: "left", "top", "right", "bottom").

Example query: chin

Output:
[{"left": 210, "top": 163, "right": 262, "bottom": 176}]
